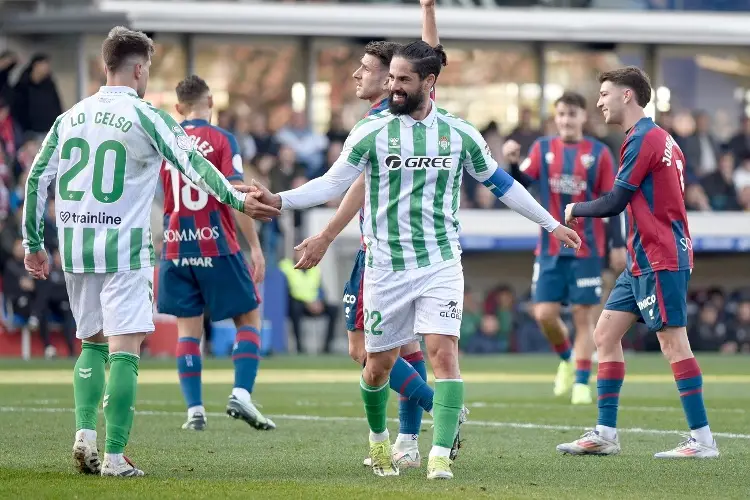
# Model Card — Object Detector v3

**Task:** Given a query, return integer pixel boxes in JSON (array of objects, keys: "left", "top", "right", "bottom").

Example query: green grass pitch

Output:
[{"left": 0, "top": 354, "right": 748, "bottom": 499}]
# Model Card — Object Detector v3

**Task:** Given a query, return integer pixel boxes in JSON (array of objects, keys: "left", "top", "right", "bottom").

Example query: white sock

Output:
[
  {"left": 395, "top": 433, "right": 419, "bottom": 450},
  {"left": 106, "top": 453, "right": 124, "bottom": 465},
  {"left": 76, "top": 429, "right": 97, "bottom": 443},
  {"left": 369, "top": 430, "right": 389, "bottom": 443},
  {"left": 596, "top": 425, "right": 617, "bottom": 441},
  {"left": 188, "top": 405, "right": 205, "bottom": 419},
  {"left": 232, "top": 387, "right": 251, "bottom": 403},
  {"left": 690, "top": 425, "right": 713, "bottom": 446},
  {"left": 429, "top": 446, "right": 451, "bottom": 458}
]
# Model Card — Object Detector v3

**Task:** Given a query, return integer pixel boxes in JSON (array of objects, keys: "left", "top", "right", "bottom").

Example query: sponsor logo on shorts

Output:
[
  {"left": 343, "top": 293, "right": 356, "bottom": 318},
  {"left": 59, "top": 211, "right": 121, "bottom": 225},
  {"left": 164, "top": 226, "right": 220, "bottom": 243},
  {"left": 171, "top": 257, "right": 213, "bottom": 267},
  {"left": 637, "top": 294, "right": 656, "bottom": 311},
  {"left": 439, "top": 300, "right": 462, "bottom": 320},
  {"left": 576, "top": 277, "right": 602, "bottom": 288}
]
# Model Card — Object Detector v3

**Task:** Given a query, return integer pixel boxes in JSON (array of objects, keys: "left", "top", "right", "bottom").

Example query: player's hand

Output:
[
  {"left": 235, "top": 182, "right": 282, "bottom": 222},
  {"left": 609, "top": 247, "right": 627, "bottom": 273},
  {"left": 564, "top": 203, "right": 577, "bottom": 225},
  {"left": 552, "top": 225, "right": 581, "bottom": 251},
  {"left": 250, "top": 246, "right": 266, "bottom": 284},
  {"left": 502, "top": 139, "right": 521, "bottom": 164},
  {"left": 24, "top": 249, "right": 49, "bottom": 280},
  {"left": 294, "top": 233, "right": 333, "bottom": 270}
]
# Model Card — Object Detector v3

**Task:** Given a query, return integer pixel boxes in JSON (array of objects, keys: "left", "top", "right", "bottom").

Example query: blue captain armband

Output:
[{"left": 482, "top": 167, "right": 515, "bottom": 198}]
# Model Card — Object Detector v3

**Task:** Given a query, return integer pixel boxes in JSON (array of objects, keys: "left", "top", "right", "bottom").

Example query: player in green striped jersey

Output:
[
  {"left": 21, "top": 27, "right": 279, "bottom": 478},
  {"left": 248, "top": 41, "right": 580, "bottom": 480}
]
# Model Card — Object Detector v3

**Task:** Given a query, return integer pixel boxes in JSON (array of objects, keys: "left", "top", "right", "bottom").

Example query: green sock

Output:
[
  {"left": 360, "top": 376, "right": 389, "bottom": 434},
  {"left": 74, "top": 342, "right": 109, "bottom": 431},
  {"left": 433, "top": 379, "right": 464, "bottom": 448},
  {"left": 104, "top": 352, "right": 140, "bottom": 454}
]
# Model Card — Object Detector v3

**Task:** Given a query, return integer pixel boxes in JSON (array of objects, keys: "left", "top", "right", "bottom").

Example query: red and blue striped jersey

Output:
[
  {"left": 615, "top": 117, "right": 693, "bottom": 276},
  {"left": 160, "top": 118, "right": 244, "bottom": 259},
  {"left": 522, "top": 136, "right": 615, "bottom": 258}
]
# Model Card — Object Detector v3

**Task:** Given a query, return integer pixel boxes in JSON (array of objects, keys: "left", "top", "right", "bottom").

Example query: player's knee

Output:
[
  {"left": 593, "top": 325, "right": 612, "bottom": 351},
  {"left": 533, "top": 304, "right": 559, "bottom": 326},
  {"left": 572, "top": 305, "right": 595, "bottom": 329},
  {"left": 363, "top": 357, "right": 391, "bottom": 386},
  {"left": 108, "top": 332, "right": 147, "bottom": 356},
  {"left": 656, "top": 328, "right": 693, "bottom": 363},
  {"left": 425, "top": 338, "right": 459, "bottom": 379}
]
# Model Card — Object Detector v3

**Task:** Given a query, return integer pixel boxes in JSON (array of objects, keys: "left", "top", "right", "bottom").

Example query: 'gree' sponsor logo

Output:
[{"left": 384, "top": 155, "right": 454, "bottom": 170}]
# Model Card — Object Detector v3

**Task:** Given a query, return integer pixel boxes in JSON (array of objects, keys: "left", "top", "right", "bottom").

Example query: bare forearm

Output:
[
  {"left": 422, "top": 5, "right": 439, "bottom": 46},
  {"left": 322, "top": 173, "right": 365, "bottom": 241}
]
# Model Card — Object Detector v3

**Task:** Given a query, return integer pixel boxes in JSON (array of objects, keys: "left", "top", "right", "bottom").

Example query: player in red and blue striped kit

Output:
[
  {"left": 558, "top": 67, "right": 718, "bottom": 459},
  {"left": 156, "top": 75, "right": 275, "bottom": 432},
  {"left": 506, "top": 91, "right": 625, "bottom": 406}
]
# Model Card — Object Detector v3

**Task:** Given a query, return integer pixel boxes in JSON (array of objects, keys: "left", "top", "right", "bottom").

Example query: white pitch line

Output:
[{"left": 1, "top": 405, "right": 749, "bottom": 440}]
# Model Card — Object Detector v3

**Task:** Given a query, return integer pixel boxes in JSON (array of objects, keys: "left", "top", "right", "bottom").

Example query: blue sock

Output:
[
  {"left": 398, "top": 352, "right": 429, "bottom": 435},
  {"left": 553, "top": 338, "right": 572, "bottom": 361},
  {"left": 389, "top": 354, "right": 433, "bottom": 420},
  {"left": 575, "top": 359, "right": 592, "bottom": 385},
  {"left": 596, "top": 361, "right": 625, "bottom": 428},
  {"left": 233, "top": 325, "right": 261, "bottom": 394},
  {"left": 176, "top": 337, "right": 202, "bottom": 409},
  {"left": 672, "top": 358, "right": 709, "bottom": 430}
]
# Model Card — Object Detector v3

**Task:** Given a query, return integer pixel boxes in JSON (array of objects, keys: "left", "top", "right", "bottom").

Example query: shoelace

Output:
[
  {"left": 673, "top": 434, "right": 697, "bottom": 450},
  {"left": 371, "top": 441, "right": 392, "bottom": 468},
  {"left": 430, "top": 456, "right": 452, "bottom": 470}
]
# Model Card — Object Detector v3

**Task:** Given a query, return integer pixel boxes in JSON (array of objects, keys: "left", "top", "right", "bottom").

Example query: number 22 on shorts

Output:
[{"left": 363, "top": 309, "right": 383, "bottom": 335}]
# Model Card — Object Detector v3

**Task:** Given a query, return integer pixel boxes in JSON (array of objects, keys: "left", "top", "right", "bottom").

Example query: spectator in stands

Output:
[
  {"left": 687, "top": 302, "right": 730, "bottom": 352},
  {"left": 216, "top": 108, "right": 235, "bottom": 132},
  {"left": 732, "top": 155, "right": 750, "bottom": 195},
  {"left": 275, "top": 111, "right": 329, "bottom": 178},
  {"left": 33, "top": 248, "right": 75, "bottom": 358},
  {"left": 250, "top": 112, "right": 279, "bottom": 161},
  {"left": 483, "top": 284, "right": 517, "bottom": 352},
  {"left": 233, "top": 113, "right": 257, "bottom": 164},
  {"left": 727, "top": 297, "right": 750, "bottom": 353},
  {"left": 0, "top": 95, "right": 22, "bottom": 159},
  {"left": 463, "top": 314, "right": 505, "bottom": 355},
  {"left": 279, "top": 246, "right": 338, "bottom": 354},
  {"left": 43, "top": 197, "right": 58, "bottom": 253},
  {"left": 326, "top": 112, "right": 349, "bottom": 145},
  {"left": 324, "top": 141, "right": 345, "bottom": 207},
  {"left": 2, "top": 238, "right": 37, "bottom": 331},
  {"left": 507, "top": 108, "right": 541, "bottom": 157},
  {"left": 12, "top": 136, "right": 40, "bottom": 181},
  {"left": 0, "top": 50, "right": 17, "bottom": 103},
  {"left": 727, "top": 116, "right": 750, "bottom": 164},
  {"left": 11, "top": 54, "right": 62, "bottom": 137},
  {"left": 657, "top": 110, "right": 674, "bottom": 136},
  {"left": 701, "top": 147, "right": 741, "bottom": 210},
  {"left": 459, "top": 287, "right": 482, "bottom": 350},
  {"left": 673, "top": 111, "right": 701, "bottom": 174},
  {"left": 692, "top": 110, "right": 720, "bottom": 176},
  {"left": 267, "top": 145, "right": 308, "bottom": 195}
]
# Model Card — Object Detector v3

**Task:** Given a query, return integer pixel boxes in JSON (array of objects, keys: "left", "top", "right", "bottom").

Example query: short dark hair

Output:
[
  {"left": 554, "top": 91, "right": 586, "bottom": 110},
  {"left": 176, "top": 75, "right": 210, "bottom": 105},
  {"left": 364, "top": 41, "right": 400, "bottom": 68},
  {"left": 598, "top": 66, "right": 652, "bottom": 108},
  {"left": 101, "top": 26, "right": 155, "bottom": 73},
  {"left": 393, "top": 41, "right": 448, "bottom": 81}
]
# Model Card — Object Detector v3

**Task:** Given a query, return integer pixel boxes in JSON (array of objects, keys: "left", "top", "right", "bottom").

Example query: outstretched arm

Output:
[
  {"left": 293, "top": 173, "right": 365, "bottom": 270},
  {"left": 569, "top": 185, "right": 634, "bottom": 220},
  {"left": 421, "top": 0, "right": 440, "bottom": 47}
]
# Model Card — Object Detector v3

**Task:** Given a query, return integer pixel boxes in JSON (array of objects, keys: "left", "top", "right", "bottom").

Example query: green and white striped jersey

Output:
[
  {"left": 351, "top": 106, "right": 499, "bottom": 270},
  {"left": 22, "top": 86, "right": 246, "bottom": 273}
]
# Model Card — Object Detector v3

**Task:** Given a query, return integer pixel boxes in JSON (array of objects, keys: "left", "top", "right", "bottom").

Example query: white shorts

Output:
[
  {"left": 363, "top": 258, "right": 464, "bottom": 353},
  {"left": 65, "top": 267, "right": 155, "bottom": 339}
]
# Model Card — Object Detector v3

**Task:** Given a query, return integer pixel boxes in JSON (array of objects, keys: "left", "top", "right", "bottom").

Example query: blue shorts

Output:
[
  {"left": 157, "top": 252, "right": 259, "bottom": 320},
  {"left": 532, "top": 256, "right": 603, "bottom": 305},
  {"left": 605, "top": 269, "right": 690, "bottom": 332},
  {"left": 342, "top": 249, "right": 365, "bottom": 332}
]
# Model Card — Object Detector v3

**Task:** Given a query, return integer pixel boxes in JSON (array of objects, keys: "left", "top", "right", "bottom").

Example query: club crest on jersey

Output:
[
  {"left": 545, "top": 152, "right": 555, "bottom": 164},
  {"left": 439, "top": 136, "right": 450, "bottom": 150},
  {"left": 384, "top": 154, "right": 453, "bottom": 170},
  {"left": 172, "top": 125, "right": 194, "bottom": 152},
  {"left": 581, "top": 154, "right": 595, "bottom": 169}
]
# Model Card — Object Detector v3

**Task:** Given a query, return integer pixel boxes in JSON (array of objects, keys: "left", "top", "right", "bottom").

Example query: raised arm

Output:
[{"left": 421, "top": 0, "right": 440, "bottom": 47}]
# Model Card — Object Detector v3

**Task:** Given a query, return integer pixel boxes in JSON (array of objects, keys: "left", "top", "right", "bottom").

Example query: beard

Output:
[{"left": 388, "top": 88, "right": 423, "bottom": 116}]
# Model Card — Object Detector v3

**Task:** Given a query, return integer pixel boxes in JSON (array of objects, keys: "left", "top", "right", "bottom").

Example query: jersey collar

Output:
[
  {"left": 98, "top": 86, "right": 138, "bottom": 97},
  {"left": 182, "top": 118, "right": 210, "bottom": 127},
  {"left": 397, "top": 99, "right": 437, "bottom": 129}
]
